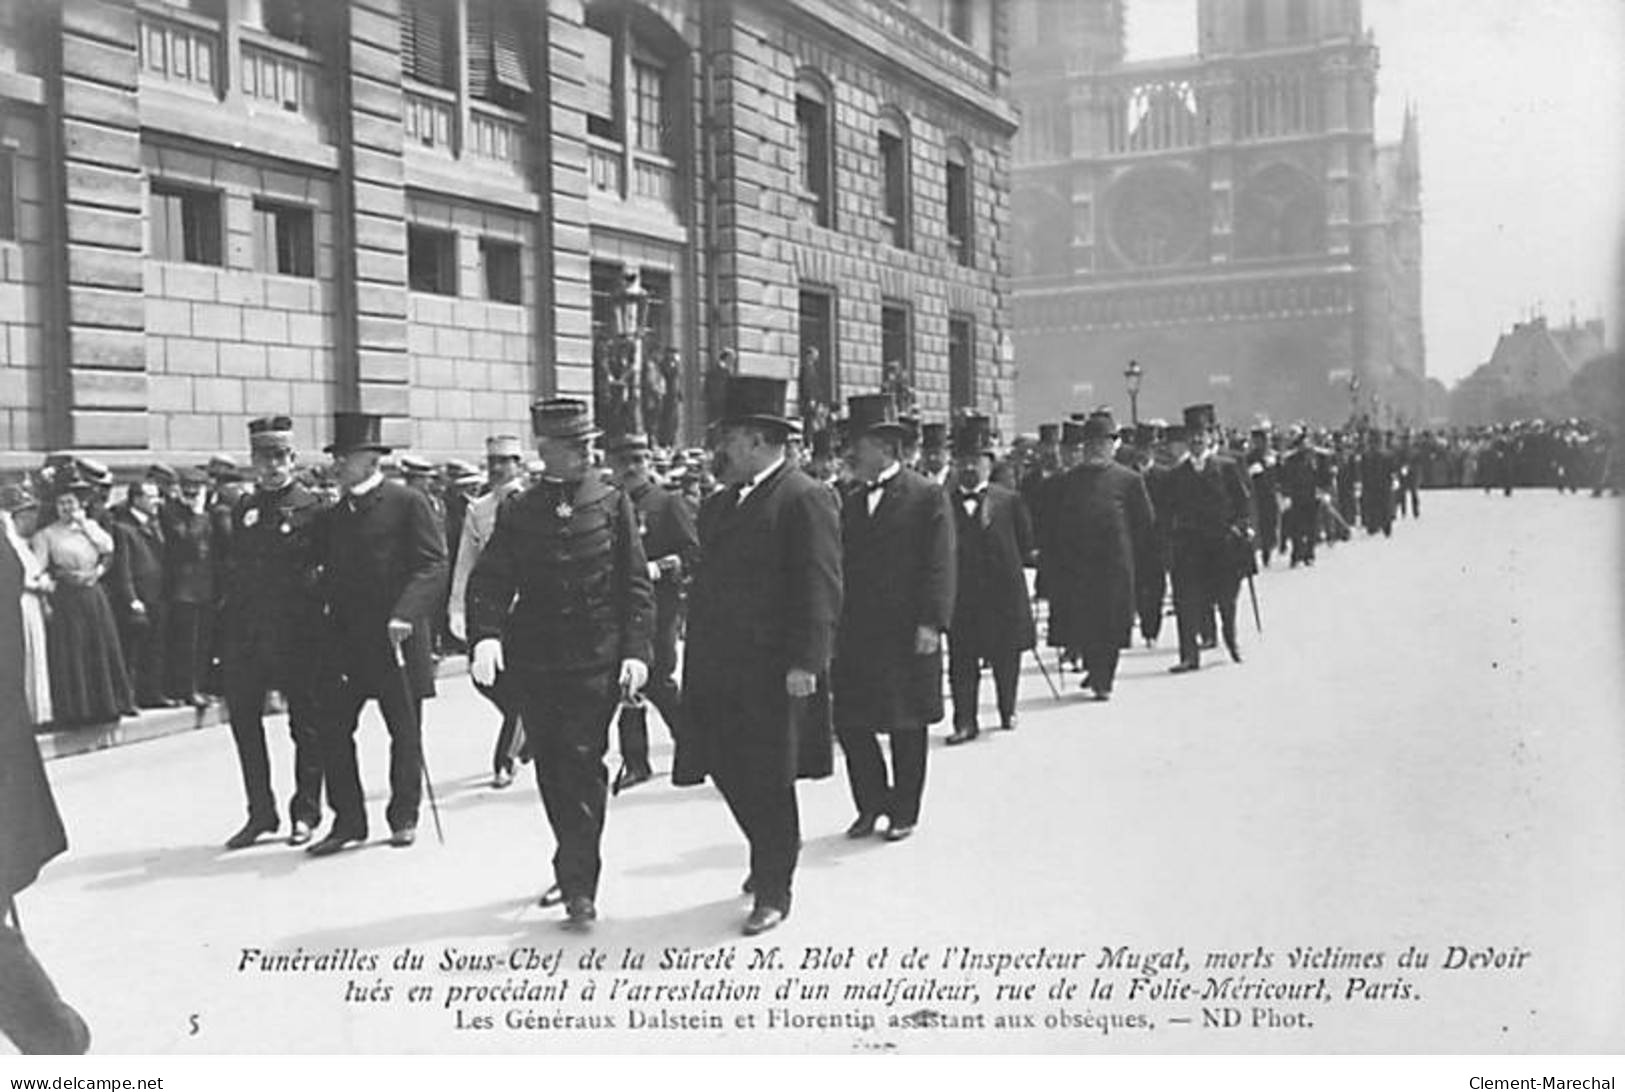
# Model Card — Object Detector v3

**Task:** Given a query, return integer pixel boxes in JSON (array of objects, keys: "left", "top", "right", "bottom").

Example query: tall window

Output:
[
  {"left": 946, "top": 142, "right": 972, "bottom": 267},
  {"left": 948, "top": 314, "right": 974, "bottom": 413},
  {"left": 401, "top": 0, "right": 454, "bottom": 88},
  {"left": 481, "top": 237, "right": 522, "bottom": 303},
  {"left": 254, "top": 0, "right": 318, "bottom": 47},
  {"left": 252, "top": 200, "right": 314, "bottom": 277},
  {"left": 467, "top": 0, "right": 531, "bottom": 108},
  {"left": 632, "top": 58, "right": 666, "bottom": 154},
  {"left": 796, "top": 73, "right": 833, "bottom": 228},
  {"left": 149, "top": 184, "right": 222, "bottom": 265},
  {"left": 0, "top": 149, "right": 14, "bottom": 241},
  {"left": 878, "top": 113, "right": 909, "bottom": 249},
  {"left": 407, "top": 225, "right": 457, "bottom": 294},
  {"left": 881, "top": 301, "right": 911, "bottom": 391},
  {"left": 1286, "top": 0, "right": 1310, "bottom": 40},
  {"left": 584, "top": 20, "right": 617, "bottom": 141},
  {"left": 583, "top": 5, "right": 680, "bottom": 209},
  {"left": 798, "top": 288, "right": 836, "bottom": 412},
  {"left": 1244, "top": 0, "right": 1267, "bottom": 47},
  {"left": 947, "top": 0, "right": 974, "bottom": 44}
]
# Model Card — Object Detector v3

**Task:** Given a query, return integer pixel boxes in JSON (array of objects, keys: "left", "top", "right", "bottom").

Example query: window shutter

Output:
[
  {"left": 467, "top": 0, "right": 493, "bottom": 101},
  {"left": 584, "top": 26, "right": 615, "bottom": 124},
  {"left": 403, "top": 0, "right": 449, "bottom": 87},
  {"left": 492, "top": 5, "right": 530, "bottom": 95}
]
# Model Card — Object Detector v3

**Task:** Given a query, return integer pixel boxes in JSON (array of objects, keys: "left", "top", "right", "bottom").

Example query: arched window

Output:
[
  {"left": 796, "top": 70, "right": 835, "bottom": 228},
  {"left": 946, "top": 139, "right": 973, "bottom": 267},
  {"left": 878, "top": 108, "right": 911, "bottom": 249}
]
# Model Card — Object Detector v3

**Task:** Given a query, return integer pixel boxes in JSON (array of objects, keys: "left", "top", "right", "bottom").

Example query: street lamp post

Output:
[
  {"left": 1124, "top": 359, "right": 1143, "bottom": 425},
  {"left": 615, "top": 271, "right": 650, "bottom": 435},
  {"left": 1348, "top": 373, "right": 1361, "bottom": 423}
]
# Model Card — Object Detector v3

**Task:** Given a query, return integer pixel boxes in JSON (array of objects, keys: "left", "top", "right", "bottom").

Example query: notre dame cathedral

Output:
[{"left": 1010, "top": 0, "right": 1425, "bottom": 428}]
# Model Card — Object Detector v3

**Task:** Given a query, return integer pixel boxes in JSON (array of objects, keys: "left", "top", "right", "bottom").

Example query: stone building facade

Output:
[
  {"left": 0, "top": 0, "right": 1016, "bottom": 468},
  {"left": 1008, "top": 0, "right": 1424, "bottom": 430}
]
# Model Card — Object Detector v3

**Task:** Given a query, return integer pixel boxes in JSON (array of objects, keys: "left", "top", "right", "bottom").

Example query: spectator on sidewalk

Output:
[
  {"left": 1, "top": 484, "right": 52, "bottom": 726},
  {"left": 109, "top": 479, "right": 174, "bottom": 709}
]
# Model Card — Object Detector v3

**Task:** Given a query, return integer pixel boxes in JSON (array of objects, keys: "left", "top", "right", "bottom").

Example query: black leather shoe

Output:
[
  {"left": 612, "top": 764, "right": 652, "bottom": 795},
  {"left": 845, "top": 812, "right": 880, "bottom": 839},
  {"left": 389, "top": 826, "right": 417, "bottom": 848},
  {"left": 1225, "top": 642, "right": 1243, "bottom": 664},
  {"left": 1091, "top": 689, "right": 1112, "bottom": 702},
  {"left": 287, "top": 820, "right": 314, "bottom": 847},
  {"left": 1000, "top": 716, "right": 1017, "bottom": 732},
  {"left": 306, "top": 830, "right": 365, "bottom": 857},
  {"left": 224, "top": 818, "right": 278, "bottom": 851},
  {"left": 491, "top": 767, "right": 514, "bottom": 790},
  {"left": 884, "top": 823, "right": 915, "bottom": 843},
  {"left": 1168, "top": 662, "right": 1200, "bottom": 674},
  {"left": 946, "top": 726, "right": 978, "bottom": 746},
  {"left": 563, "top": 896, "right": 597, "bottom": 928},
  {"left": 1079, "top": 674, "right": 1096, "bottom": 692},
  {"left": 742, "top": 903, "right": 787, "bottom": 936},
  {"left": 538, "top": 883, "right": 565, "bottom": 908}
]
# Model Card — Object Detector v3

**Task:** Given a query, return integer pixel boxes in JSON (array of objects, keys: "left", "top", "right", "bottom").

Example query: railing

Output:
[
  {"left": 240, "top": 31, "right": 324, "bottom": 129},
  {"left": 468, "top": 103, "right": 525, "bottom": 170},
  {"left": 137, "top": 6, "right": 221, "bottom": 96},
  {"left": 1104, "top": 76, "right": 1202, "bottom": 155},
  {"left": 630, "top": 153, "right": 676, "bottom": 207},
  {"left": 588, "top": 138, "right": 624, "bottom": 195},
  {"left": 403, "top": 81, "right": 457, "bottom": 155}
]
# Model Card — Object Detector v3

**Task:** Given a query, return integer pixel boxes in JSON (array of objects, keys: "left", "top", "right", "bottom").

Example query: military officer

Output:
[
  {"left": 945, "top": 413, "right": 1035, "bottom": 741},
  {"left": 832, "top": 394, "right": 955, "bottom": 843},
  {"left": 218, "top": 416, "right": 327, "bottom": 850},
  {"left": 602, "top": 430, "right": 699, "bottom": 793},
  {"left": 1164, "top": 405, "right": 1253, "bottom": 672},
  {"left": 448, "top": 435, "right": 529, "bottom": 788},
  {"left": 674, "top": 375, "right": 842, "bottom": 936},
  {"left": 466, "top": 400, "right": 653, "bottom": 928},
  {"left": 307, "top": 412, "right": 448, "bottom": 856}
]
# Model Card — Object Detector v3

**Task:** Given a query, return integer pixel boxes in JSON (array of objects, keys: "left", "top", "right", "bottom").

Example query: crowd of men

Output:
[{"left": 3, "top": 388, "right": 1618, "bottom": 958}]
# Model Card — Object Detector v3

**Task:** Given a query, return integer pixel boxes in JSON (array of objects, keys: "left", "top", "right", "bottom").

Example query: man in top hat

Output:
[
  {"left": 466, "top": 401, "right": 653, "bottom": 927},
  {"left": 919, "top": 422, "right": 950, "bottom": 487},
  {"left": 1245, "top": 426, "right": 1282, "bottom": 568},
  {"left": 1359, "top": 429, "right": 1397, "bottom": 537},
  {"left": 832, "top": 393, "right": 954, "bottom": 843},
  {"left": 449, "top": 435, "right": 530, "bottom": 789},
  {"left": 1164, "top": 404, "right": 1253, "bottom": 672},
  {"left": 674, "top": 374, "right": 841, "bottom": 936},
  {"left": 1279, "top": 424, "right": 1323, "bottom": 567},
  {"left": 108, "top": 474, "right": 172, "bottom": 709},
  {"left": 1135, "top": 421, "right": 1175, "bottom": 646},
  {"left": 307, "top": 412, "right": 448, "bottom": 855},
  {"left": 945, "top": 413, "right": 1034, "bottom": 742},
  {"left": 160, "top": 466, "right": 215, "bottom": 708},
  {"left": 217, "top": 415, "right": 330, "bottom": 849},
  {"left": 1046, "top": 411, "right": 1156, "bottom": 700},
  {"left": 1038, "top": 417, "right": 1091, "bottom": 666},
  {"left": 601, "top": 428, "right": 698, "bottom": 793}
]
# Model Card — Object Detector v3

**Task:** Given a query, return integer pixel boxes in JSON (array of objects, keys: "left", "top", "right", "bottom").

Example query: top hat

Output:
[
  {"left": 1133, "top": 422, "right": 1160, "bottom": 447},
  {"left": 1182, "top": 404, "right": 1216, "bottom": 433},
  {"left": 249, "top": 415, "right": 296, "bottom": 451},
  {"left": 845, "top": 394, "right": 911, "bottom": 441},
  {"left": 530, "top": 398, "right": 600, "bottom": 442},
  {"left": 1060, "top": 420, "right": 1090, "bottom": 447},
  {"left": 1037, "top": 423, "right": 1060, "bottom": 445},
  {"left": 602, "top": 432, "right": 652, "bottom": 456},
  {"left": 717, "top": 374, "right": 796, "bottom": 431},
  {"left": 920, "top": 421, "right": 948, "bottom": 453},
  {"left": 324, "top": 412, "right": 392, "bottom": 455},
  {"left": 951, "top": 414, "right": 995, "bottom": 458},
  {"left": 485, "top": 435, "right": 524, "bottom": 459},
  {"left": 1081, "top": 411, "right": 1116, "bottom": 442}
]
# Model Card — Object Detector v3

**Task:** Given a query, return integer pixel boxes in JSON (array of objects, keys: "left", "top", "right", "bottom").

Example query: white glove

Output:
[
  {"left": 448, "top": 611, "right": 467, "bottom": 642},
  {"left": 619, "top": 658, "right": 649, "bottom": 698},
  {"left": 646, "top": 561, "right": 662, "bottom": 582},
  {"left": 471, "top": 638, "right": 505, "bottom": 686}
]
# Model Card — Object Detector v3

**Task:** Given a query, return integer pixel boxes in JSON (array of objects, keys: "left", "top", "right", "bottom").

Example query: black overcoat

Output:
[
  {"left": 1045, "top": 460, "right": 1155, "bottom": 652},
  {"left": 316, "top": 479, "right": 447, "bottom": 700},
  {"left": 160, "top": 504, "right": 214, "bottom": 605},
  {"left": 0, "top": 538, "right": 67, "bottom": 900},
  {"left": 675, "top": 462, "right": 842, "bottom": 788},
  {"left": 948, "top": 483, "right": 1035, "bottom": 655},
  {"left": 832, "top": 467, "right": 955, "bottom": 733},
  {"left": 218, "top": 482, "right": 326, "bottom": 662}
]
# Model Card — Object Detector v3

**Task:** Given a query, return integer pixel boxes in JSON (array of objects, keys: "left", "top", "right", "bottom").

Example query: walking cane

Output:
[
  {"left": 1029, "top": 648, "right": 1062, "bottom": 700},
  {"left": 1245, "top": 572, "right": 1263, "bottom": 635},
  {"left": 393, "top": 636, "right": 445, "bottom": 845}
]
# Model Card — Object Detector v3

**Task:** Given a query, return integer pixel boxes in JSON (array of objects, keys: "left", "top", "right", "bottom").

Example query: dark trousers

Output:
[
  {"left": 947, "top": 634, "right": 1018, "bottom": 728},
  {"left": 474, "top": 675, "right": 524, "bottom": 776},
  {"left": 1079, "top": 642, "right": 1122, "bottom": 693},
  {"left": 616, "top": 599, "right": 682, "bottom": 772},
  {"left": 119, "top": 606, "right": 166, "bottom": 704},
  {"left": 163, "top": 601, "right": 208, "bottom": 699},
  {"left": 0, "top": 917, "right": 90, "bottom": 1054},
  {"left": 514, "top": 668, "right": 617, "bottom": 900},
  {"left": 837, "top": 725, "right": 927, "bottom": 828},
  {"left": 712, "top": 767, "right": 800, "bottom": 911},
  {"left": 223, "top": 643, "right": 324, "bottom": 828},
  {"left": 1284, "top": 498, "right": 1318, "bottom": 563},
  {"left": 1137, "top": 561, "right": 1167, "bottom": 642},
  {"left": 319, "top": 673, "right": 422, "bottom": 836},
  {"left": 1172, "top": 542, "right": 1240, "bottom": 667}
]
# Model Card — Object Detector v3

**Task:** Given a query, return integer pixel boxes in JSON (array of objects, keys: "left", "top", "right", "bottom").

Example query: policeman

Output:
[
  {"left": 466, "top": 399, "right": 653, "bottom": 928},
  {"left": 218, "top": 416, "right": 327, "bottom": 850},
  {"left": 602, "top": 430, "right": 698, "bottom": 793}
]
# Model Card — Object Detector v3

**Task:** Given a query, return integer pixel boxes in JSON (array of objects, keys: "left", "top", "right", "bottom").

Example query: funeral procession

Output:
[{"left": 0, "top": 0, "right": 1621, "bottom": 1057}]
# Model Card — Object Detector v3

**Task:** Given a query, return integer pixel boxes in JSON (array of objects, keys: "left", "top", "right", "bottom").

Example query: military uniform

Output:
[{"left": 466, "top": 401, "right": 653, "bottom": 914}]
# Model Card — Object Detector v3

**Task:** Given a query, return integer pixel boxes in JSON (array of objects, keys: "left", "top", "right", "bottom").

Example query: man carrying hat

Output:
[
  {"left": 832, "top": 393, "right": 955, "bottom": 843},
  {"left": 945, "top": 414, "right": 1034, "bottom": 742},
  {"left": 601, "top": 429, "right": 699, "bottom": 793},
  {"left": 449, "top": 435, "right": 531, "bottom": 789},
  {"left": 217, "top": 416, "right": 329, "bottom": 850},
  {"left": 1164, "top": 404, "right": 1253, "bottom": 673},
  {"left": 674, "top": 374, "right": 841, "bottom": 936},
  {"left": 465, "top": 401, "right": 653, "bottom": 927},
  {"left": 307, "top": 413, "right": 448, "bottom": 856}
]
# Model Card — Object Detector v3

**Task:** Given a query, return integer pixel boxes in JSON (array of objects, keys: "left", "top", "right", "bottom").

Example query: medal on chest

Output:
[
  {"left": 555, "top": 500, "right": 573, "bottom": 521},
  {"left": 242, "top": 508, "right": 260, "bottom": 529}
]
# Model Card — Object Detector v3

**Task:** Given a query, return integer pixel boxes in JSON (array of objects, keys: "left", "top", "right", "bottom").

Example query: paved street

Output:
[{"left": 12, "top": 491, "right": 1624, "bottom": 1053}]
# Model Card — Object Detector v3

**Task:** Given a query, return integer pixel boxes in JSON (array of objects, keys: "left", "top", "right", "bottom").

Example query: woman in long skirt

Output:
[
  {"left": 1, "top": 483, "right": 52, "bottom": 725},
  {"left": 30, "top": 482, "right": 133, "bottom": 725}
]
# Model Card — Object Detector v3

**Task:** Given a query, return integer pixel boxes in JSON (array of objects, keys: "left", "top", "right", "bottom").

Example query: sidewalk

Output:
[{"left": 36, "top": 656, "right": 472, "bottom": 762}]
